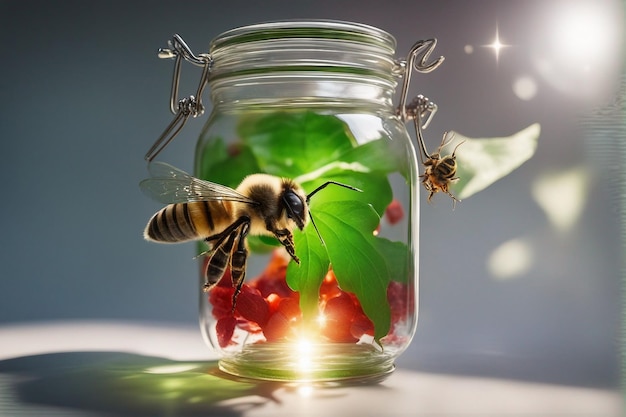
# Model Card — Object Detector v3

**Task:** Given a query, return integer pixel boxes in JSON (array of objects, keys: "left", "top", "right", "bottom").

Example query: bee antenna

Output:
[
  {"left": 441, "top": 131, "right": 455, "bottom": 146},
  {"left": 305, "top": 181, "right": 361, "bottom": 245},
  {"left": 306, "top": 181, "right": 362, "bottom": 203},
  {"left": 451, "top": 139, "right": 466, "bottom": 157},
  {"left": 308, "top": 210, "right": 326, "bottom": 246}
]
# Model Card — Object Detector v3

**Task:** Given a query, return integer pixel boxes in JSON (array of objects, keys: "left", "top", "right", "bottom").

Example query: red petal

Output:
[
  {"left": 235, "top": 290, "right": 270, "bottom": 326},
  {"left": 250, "top": 252, "right": 294, "bottom": 298},
  {"left": 277, "top": 297, "right": 301, "bottom": 319},
  {"left": 216, "top": 316, "right": 237, "bottom": 348},
  {"left": 350, "top": 313, "right": 375, "bottom": 339},
  {"left": 209, "top": 286, "right": 234, "bottom": 319},
  {"left": 263, "top": 312, "right": 291, "bottom": 342}
]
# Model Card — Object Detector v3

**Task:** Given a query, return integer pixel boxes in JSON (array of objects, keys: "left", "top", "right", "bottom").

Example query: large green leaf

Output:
[
  {"left": 447, "top": 124, "right": 541, "bottom": 200},
  {"left": 310, "top": 200, "right": 395, "bottom": 342},
  {"left": 288, "top": 169, "right": 404, "bottom": 341},
  {"left": 238, "top": 112, "right": 356, "bottom": 177}
]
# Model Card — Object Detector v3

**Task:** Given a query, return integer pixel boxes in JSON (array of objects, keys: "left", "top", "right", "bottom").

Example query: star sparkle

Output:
[{"left": 484, "top": 25, "right": 509, "bottom": 63}]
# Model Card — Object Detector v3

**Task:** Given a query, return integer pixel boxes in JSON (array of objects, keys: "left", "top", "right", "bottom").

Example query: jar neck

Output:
[{"left": 207, "top": 21, "right": 401, "bottom": 111}]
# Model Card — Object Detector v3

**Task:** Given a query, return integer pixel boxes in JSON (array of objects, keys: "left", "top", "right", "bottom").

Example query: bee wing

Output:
[{"left": 140, "top": 161, "right": 256, "bottom": 205}]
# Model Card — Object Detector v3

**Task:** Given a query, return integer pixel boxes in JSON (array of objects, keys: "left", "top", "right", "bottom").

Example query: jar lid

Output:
[
  {"left": 210, "top": 20, "right": 397, "bottom": 52},
  {"left": 208, "top": 20, "right": 399, "bottom": 83}
]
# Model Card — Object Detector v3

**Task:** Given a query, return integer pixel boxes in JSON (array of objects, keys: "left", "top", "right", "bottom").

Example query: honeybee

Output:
[
  {"left": 140, "top": 161, "right": 359, "bottom": 306},
  {"left": 418, "top": 131, "right": 465, "bottom": 206}
]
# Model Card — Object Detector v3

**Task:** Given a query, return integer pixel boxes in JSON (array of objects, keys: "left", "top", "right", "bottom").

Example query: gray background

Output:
[{"left": 1, "top": 0, "right": 623, "bottom": 388}]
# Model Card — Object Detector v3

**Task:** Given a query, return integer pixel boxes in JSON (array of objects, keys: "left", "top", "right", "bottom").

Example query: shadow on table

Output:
[{"left": 0, "top": 351, "right": 383, "bottom": 416}]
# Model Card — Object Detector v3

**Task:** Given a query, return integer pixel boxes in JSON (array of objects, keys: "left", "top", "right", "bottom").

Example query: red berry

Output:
[
  {"left": 387, "top": 281, "right": 414, "bottom": 324},
  {"left": 324, "top": 292, "right": 356, "bottom": 321},
  {"left": 385, "top": 199, "right": 404, "bottom": 225},
  {"left": 266, "top": 293, "right": 282, "bottom": 315},
  {"left": 321, "top": 317, "right": 358, "bottom": 343},
  {"left": 320, "top": 292, "right": 360, "bottom": 343}
]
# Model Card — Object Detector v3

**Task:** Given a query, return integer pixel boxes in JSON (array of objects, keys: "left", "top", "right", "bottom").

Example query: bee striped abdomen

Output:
[
  {"left": 144, "top": 201, "right": 232, "bottom": 243},
  {"left": 437, "top": 157, "right": 457, "bottom": 179}
]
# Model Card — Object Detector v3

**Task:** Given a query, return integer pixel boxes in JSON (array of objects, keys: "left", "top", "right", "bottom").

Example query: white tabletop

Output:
[{"left": 0, "top": 321, "right": 621, "bottom": 416}]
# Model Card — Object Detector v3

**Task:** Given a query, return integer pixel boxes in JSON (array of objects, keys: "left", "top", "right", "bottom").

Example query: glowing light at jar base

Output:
[
  {"left": 316, "top": 313, "right": 327, "bottom": 328},
  {"left": 295, "top": 338, "right": 315, "bottom": 374}
]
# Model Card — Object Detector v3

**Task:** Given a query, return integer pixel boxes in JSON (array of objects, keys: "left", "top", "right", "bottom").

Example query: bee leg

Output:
[
  {"left": 273, "top": 229, "right": 300, "bottom": 264},
  {"left": 202, "top": 216, "right": 251, "bottom": 292},
  {"left": 230, "top": 222, "right": 250, "bottom": 311},
  {"left": 445, "top": 190, "right": 461, "bottom": 209},
  {"left": 203, "top": 230, "right": 238, "bottom": 292}
]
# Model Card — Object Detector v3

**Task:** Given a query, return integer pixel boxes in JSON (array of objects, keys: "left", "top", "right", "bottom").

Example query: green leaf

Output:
[
  {"left": 448, "top": 123, "right": 541, "bottom": 200},
  {"left": 374, "top": 237, "right": 410, "bottom": 284},
  {"left": 238, "top": 112, "right": 355, "bottom": 177},
  {"left": 299, "top": 168, "right": 393, "bottom": 217},
  {"left": 286, "top": 226, "right": 330, "bottom": 321},
  {"left": 312, "top": 200, "right": 392, "bottom": 341},
  {"left": 339, "top": 138, "right": 407, "bottom": 175},
  {"left": 288, "top": 198, "right": 409, "bottom": 341},
  {"left": 197, "top": 138, "right": 261, "bottom": 189}
]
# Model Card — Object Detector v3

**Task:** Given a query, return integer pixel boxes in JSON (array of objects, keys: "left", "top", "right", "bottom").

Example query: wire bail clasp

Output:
[
  {"left": 396, "top": 39, "right": 444, "bottom": 126},
  {"left": 407, "top": 95, "right": 440, "bottom": 160},
  {"left": 395, "top": 39, "right": 445, "bottom": 159},
  {"left": 145, "top": 34, "right": 213, "bottom": 162}
]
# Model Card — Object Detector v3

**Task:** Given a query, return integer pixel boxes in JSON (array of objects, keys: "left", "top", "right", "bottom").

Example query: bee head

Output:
[
  {"left": 425, "top": 153, "right": 441, "bottom": 165},
  {"left": 282, "top": 187, "right": 307, "bottom": 230}
]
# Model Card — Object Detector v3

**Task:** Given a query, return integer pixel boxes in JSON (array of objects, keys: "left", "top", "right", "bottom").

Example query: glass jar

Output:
[{"left": 195, "top": 20, "right": 423, "bottom": 382}]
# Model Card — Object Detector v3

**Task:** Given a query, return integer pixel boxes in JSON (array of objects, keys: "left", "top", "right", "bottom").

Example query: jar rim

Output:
[{"left": 210, "top": 20, "right": 397, "bottom": 53}]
